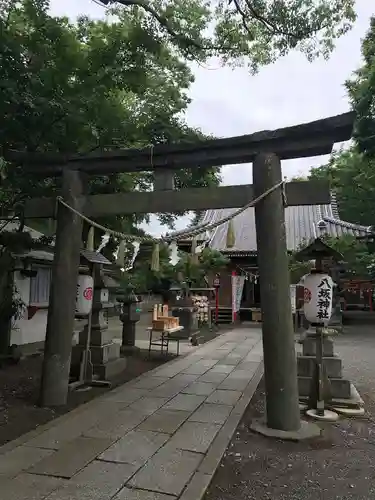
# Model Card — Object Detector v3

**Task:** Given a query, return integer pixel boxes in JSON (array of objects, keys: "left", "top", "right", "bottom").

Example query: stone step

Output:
[
  {"left": 297, "top": 355, "right": 342, "bottom": 378},
  {"left": 298, "top": 376, "right": 351, "bottom": 399}
]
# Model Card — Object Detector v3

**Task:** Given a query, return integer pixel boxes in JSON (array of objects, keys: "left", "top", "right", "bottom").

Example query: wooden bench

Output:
[{"left": 147, "top": 326, "right": 185, "bottom": 357}]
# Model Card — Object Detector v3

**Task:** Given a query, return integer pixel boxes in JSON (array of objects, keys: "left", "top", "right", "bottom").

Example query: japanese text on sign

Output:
[{"left": 316, "top": 277, "right": 332, "bottom": 321}]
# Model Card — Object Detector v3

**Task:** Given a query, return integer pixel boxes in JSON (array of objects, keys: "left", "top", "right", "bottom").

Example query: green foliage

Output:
[
  {"left": 288, "top": 256, "right": 312, "bottom": 284},
  {"left": 0, "top": 0, "right": 221, "bottom": 239},
  {"left": 309, "top": 17, "right": 375, "bottom": 227},
  {"left": 121, "top": 245, "right": 229, "bottom": 293},
  {"left": 288, "top": 234, "right": 375, "bottom": 282},
  {"left": 173, "top": 248, "right": 229, "bottom": 287},
  {"left": 108, "top": 0, "right": 356, "bottom": 73},
  {"left": 347, "top": 17, "right": 375, "bottom": 156},
  {"left": 321, "top": 233, "right": 375, "bottom": 278},
  {"left": 309, "top": 148, "right": 375, "bottom": 226}
]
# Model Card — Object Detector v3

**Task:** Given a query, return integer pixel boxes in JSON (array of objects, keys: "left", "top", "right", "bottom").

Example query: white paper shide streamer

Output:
[
  {"left": 168, "top": 241, "right": 180, "bottom": 265},
  {"left": 126, "top": 241, "right": 140, "bottom": 270},
  {"left": 97, "top": 233, "right": 110, "bottom": 253}
]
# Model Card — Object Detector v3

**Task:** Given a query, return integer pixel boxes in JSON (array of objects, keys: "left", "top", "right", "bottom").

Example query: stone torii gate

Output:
[{"left": 12, "top": 111, "right": 354, "bottom": 433}]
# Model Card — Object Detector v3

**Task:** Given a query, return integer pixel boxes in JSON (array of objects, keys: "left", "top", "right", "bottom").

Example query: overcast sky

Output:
[{"left": 50, "top": 0, "right": 373, "bottom": 235}]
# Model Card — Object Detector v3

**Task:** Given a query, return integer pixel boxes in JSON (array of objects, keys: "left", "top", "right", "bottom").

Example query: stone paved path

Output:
[{"left": 0, "top": 327, "right": 263, "bottom": 500}]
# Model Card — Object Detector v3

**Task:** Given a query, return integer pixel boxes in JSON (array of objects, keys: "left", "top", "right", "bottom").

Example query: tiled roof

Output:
[{"left": 197, "top": 196, "right": 370, "bottom": 253}]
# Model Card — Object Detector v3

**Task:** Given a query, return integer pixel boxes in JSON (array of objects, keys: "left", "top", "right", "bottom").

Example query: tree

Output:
[
  {"left": 98, "top": 0, "right": 356, "bottom": 73},
  {"left": 322, "top": 233, "right": 375, "bottom": 278},
  {"left": 289, "top": 234, "right": 375, "bottom": 282},
  {"left": 307, "top": 17, "right": 375, "bottom": 227},
  {"left": 122, "top": 245, "right": 229, "bottom": 294},
  {"left": 347, "top": 16, "right": 375, "bottom": 156},
  {"left": 0, "top": 0, "right": 223, "bottom": 361},
  {"left": 309, "top": 148, "right": 375, "bottom": 226},
  {"left": 0, "top": 0, "right": 221, "bottom": 237}
]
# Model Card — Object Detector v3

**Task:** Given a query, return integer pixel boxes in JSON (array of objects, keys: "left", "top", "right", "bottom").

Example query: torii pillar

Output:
[{"left": 252, "top": 153, "right": 319, "bottom": 437}]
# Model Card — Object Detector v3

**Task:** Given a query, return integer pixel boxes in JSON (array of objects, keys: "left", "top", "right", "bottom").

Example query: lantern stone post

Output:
[
  {"left": 294, "top": 239, "right": 355, "bottom": 405},
  {"left": 119, "top": 286, "right": 141, "bottom": 354}
]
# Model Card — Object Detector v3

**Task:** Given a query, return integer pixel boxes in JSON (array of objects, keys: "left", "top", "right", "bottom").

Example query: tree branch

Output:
[
  {"left": 102, "top": 0, "right": 330, "bottom": 53},
  {"left": 102, "top": 0, "right": 204, "bottom": 50},
  {"left": 242, "top": 0, "right": 325, "bottom": 40}
]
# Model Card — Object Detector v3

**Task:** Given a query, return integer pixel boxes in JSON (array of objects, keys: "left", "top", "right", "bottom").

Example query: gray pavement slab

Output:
[
  {"left": 182, "top": 364, "right": 212, "bottom": 375},
  {"left": 98, "top": 429, "right": 169, "bottom": 466},
  {"left": 114, "top": 487, "right": 177, "bottom": 500},
  {"left": 128, "top": 446, "right": 203, "bottom": 496},
  {"left": 103, "top": 388, "right": 149, "bottom": 404},
  {"left": 130, "top": 377, "right": 170, "bottom": 390},
  {"left": 151, "top": 375, "right": 199, "bottom": 398},
  {"left": 188, "top": 403, "right": 232, "bottom": 425},
  {"left": 205, "top": 389, "right": 242, "bottom": 406},
  {"left": 163, "top": 394, "right": 206, "bottom": 412},
  {"left": 179, "top": 471, "right": 212, "bottom": 500},
  {"left": 24, "top": 401, "right": 129, "bottom": 450},
  {"left": 28, "top": 436, "right": 113, "bottom": 479},
  {"left": 138, "top": 409, "right": 191, "bottom": 434},
  {"left": 129, "top": 397, "right": 170, "bottom": 415},
  {"left": 229, "top": 368, "right": 257, "bottom": 380},
  {"left": 218, "top": 375, "right": 251, "bottom": 391},
  {"left": 198, "top": 371, "right": 228, "bottom": 384},
  {"left": 218, "top": 354, "right": 242, "bottom": 366},
  {"left": 0, "top": 445, "right": 54, "bottom": 478},
  {"left": 1, "top": 473, "right": 66, "bottom": 500},
  {"left": 181, "top": 382, "right": 217, "bottom": 396},
  {"left": 209, "top": 364, "right": 235, "bottom": 374},
  {"left": 83, "top": 409, "right": 148, "bottom": 440},
  {"left": 42, "top": 460, "right": 137, "bottom": 498},
  {"left": 168, "top": 421, "right": 222, "bottom": 454}
]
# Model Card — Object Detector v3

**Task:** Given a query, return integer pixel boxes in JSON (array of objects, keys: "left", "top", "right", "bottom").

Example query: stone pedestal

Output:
[
  {"left": 71, "top": 321, "right": 126, "bottom": 380},
  {"left": 120, "top": 322, "right": 140, "bottom": 355},
  {"left": 297, "top": 328, "right": 351, "bottom": 399}
]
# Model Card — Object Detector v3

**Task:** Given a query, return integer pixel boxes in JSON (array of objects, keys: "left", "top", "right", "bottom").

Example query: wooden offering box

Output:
[{"left": 152, "top": 304, "right": 180, "bottom": 331}]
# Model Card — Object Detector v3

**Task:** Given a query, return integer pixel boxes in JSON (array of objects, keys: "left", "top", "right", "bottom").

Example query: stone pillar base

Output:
[
  {"left": 71, "top": 325, "right": 126, "bottom": 381},
  {"left": 297, "top": 327, "right": 351, "bottom": 400}
]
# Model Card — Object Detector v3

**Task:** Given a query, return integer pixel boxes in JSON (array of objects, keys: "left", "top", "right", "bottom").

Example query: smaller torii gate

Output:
[{"left": 11, "top": 111, "right": 354, "bottom": 433}]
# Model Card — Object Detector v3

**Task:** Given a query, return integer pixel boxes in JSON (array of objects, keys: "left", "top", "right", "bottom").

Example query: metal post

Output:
[
  {"left": 253, "top": 152, "right": 301, "bottom": 431},
  {"left": 39, "top": 169, "right": 86, "bottom": 406}
]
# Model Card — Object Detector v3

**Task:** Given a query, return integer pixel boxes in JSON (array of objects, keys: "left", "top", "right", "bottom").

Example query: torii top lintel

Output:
[{"left": 8, "top": 112, "right": 354, "bottom": 176}]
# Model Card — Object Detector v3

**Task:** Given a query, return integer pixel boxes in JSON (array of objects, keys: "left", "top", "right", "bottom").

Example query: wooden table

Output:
[{"left": 147, "top": 326, "right": 185, "bottom": 357}]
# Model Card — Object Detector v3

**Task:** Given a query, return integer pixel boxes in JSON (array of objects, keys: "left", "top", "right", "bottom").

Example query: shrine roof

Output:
[{"left": 189, "top": 193, "right": 370, "bottom": 254}]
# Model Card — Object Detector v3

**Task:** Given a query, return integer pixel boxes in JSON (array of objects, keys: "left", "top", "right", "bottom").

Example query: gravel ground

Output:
[{"left": 205, "top": 322, "right": 375, "bottom": 500}]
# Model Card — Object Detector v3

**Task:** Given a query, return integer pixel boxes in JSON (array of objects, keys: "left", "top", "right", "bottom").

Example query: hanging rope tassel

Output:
[
  {"left": 116, "top": 240, "right": 126, "bottom": 267},
  {"left": 86, "top": 226, "right": 95, "bottom": 251},
  {"left": 151, "top": 242, "right": 160, "bottom": 272},
  {"left": 226, "top": 219, "right": 236, "bottom": 248}
]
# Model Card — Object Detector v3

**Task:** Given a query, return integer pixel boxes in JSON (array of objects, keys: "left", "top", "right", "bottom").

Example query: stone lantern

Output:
[
  {"left": 294, "top": 238, "right": 354, "bottom": 407},
  {"left": 117, "top": 283, "right": 141, "bottom": 354},
  {"left": 71, "top": 250, "right": 127, "bottom": 383}
]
